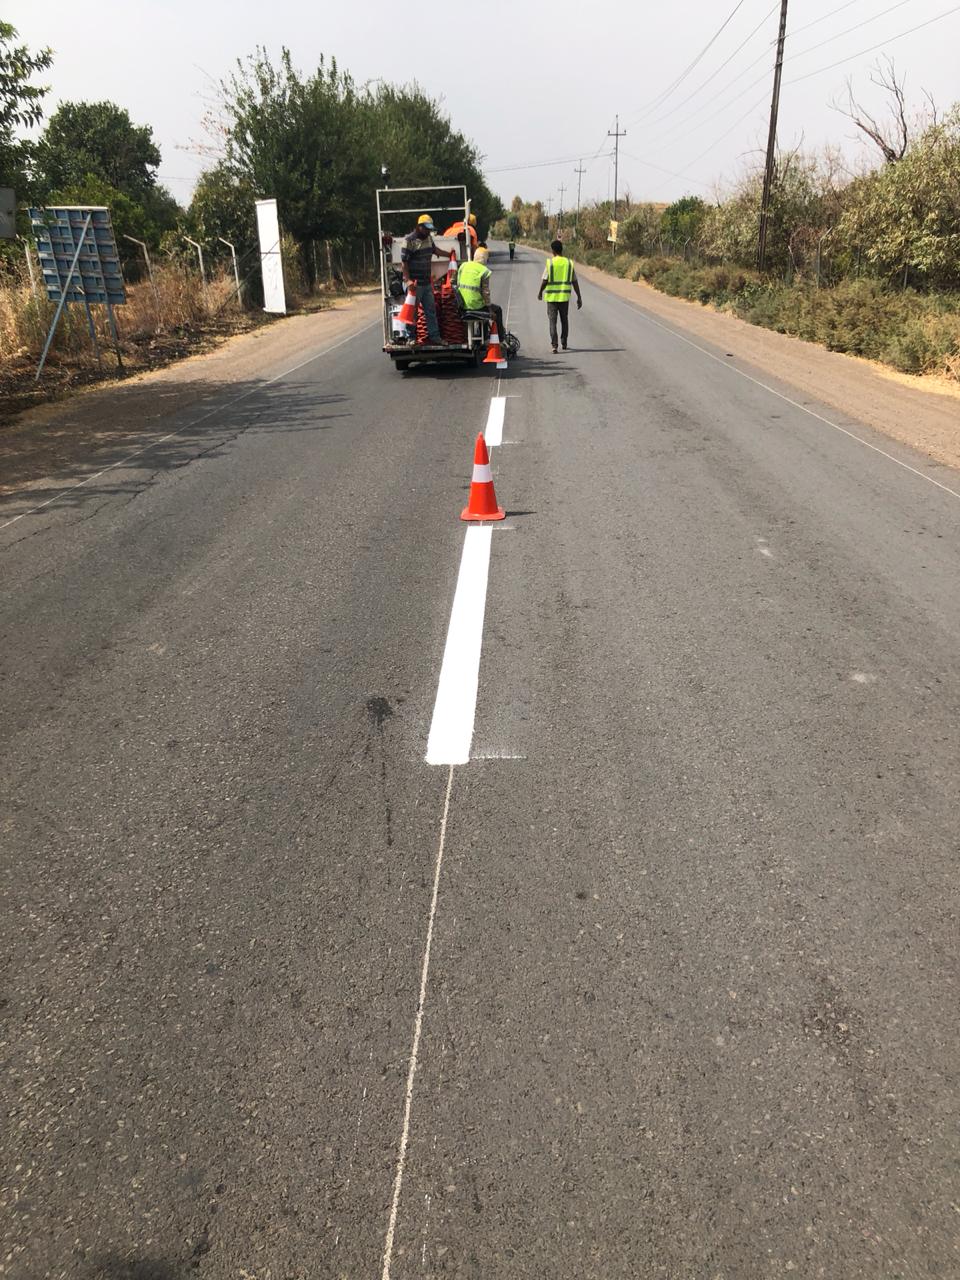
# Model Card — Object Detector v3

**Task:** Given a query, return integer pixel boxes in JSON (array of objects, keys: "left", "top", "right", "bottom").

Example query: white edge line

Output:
[
  {"left": 381, "top": 762, "right": 456, "bottom": 1280},
  {"left": 425, "top": 525, "right": 493, "bottom": 766},
  {"left": 0, "top": 317, "right": 380, "bottom": 533},
  {"left": 603, "top": 289, "right": 960, "bottom": 503},
  {"left": 484, "top": 396, "right": 506, "bottom": 449}
]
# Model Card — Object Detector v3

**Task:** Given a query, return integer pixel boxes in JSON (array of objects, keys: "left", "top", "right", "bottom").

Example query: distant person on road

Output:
[
  {"left": 537, "top": 239, "right": 582, "bottom": 353},
  {"left": 402, "top": 214, "right": 451, "bottom": 344},
  {"left": 456, "top": 245, "right": 506, "bottom": 342},
  {"left": 508, "top": 240, "right": 516, "bottom": 260}
]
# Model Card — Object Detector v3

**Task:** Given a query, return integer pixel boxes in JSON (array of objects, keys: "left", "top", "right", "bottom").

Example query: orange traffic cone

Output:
[
  {"left": 483, "top": 319, "right": 508, "bottom": 369},
  {"left": 397, "top": 283, "right": 417, "bottom": 326},
  {"left": 461, "top": 433, "right": 505, "bottom": 522},
  {"left": 446, "top": 251, "right": 458, "bottom": 285}
]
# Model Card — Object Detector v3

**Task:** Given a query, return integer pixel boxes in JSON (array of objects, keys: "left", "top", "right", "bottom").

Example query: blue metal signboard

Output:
[{"left": 30, "top": 205, "right": 126, "bottom": 305}]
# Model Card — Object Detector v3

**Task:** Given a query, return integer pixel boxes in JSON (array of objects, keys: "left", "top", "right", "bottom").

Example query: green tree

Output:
[
  {"left": 660, "top": 196, "right": 708, "bottom": 249},
  {"left": 43, "top": 171, "right": 180, "bottom": 269},
  {"left": 215, "top": 48, "right": 501, "bottom": 263},
  {"left": 35, "top": 100, "right": 162, "bottom": 201},
  {"left": 0, "top": 21, "right": 53, "bottom": 197},
  {"left": 187, "top": 163, "right": 258, "bottom": 270},
  {"left": 839, "top": 108, "right": 960, "bottom": 288}
]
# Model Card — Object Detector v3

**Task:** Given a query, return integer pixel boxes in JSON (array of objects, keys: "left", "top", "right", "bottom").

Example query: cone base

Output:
[{"left": 461, "top": 505, "right": 505, "bottom": 522}]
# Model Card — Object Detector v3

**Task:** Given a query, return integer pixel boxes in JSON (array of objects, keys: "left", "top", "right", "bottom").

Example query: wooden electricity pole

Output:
[
  {"left": 757, "top": 0, "right": 789, "bottom": 273},
  {"left": 574, "top": 161, "right": 586, "bottom": 233},
  {"left": 608, "top": 115, "right": 627, "bottom": 223}
]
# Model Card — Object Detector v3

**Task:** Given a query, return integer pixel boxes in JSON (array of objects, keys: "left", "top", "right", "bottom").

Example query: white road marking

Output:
[
  {"left": 425, "top": 526, "right": 494, "bottom": 766},
  {"left": 495, "top": 256, "right": 518, "bottom": 396},
  {"left": 484, "top": 396, "right": 506, "bottom": 448},
  {"left": 381, "top": 764, "right": 456, "bottom": 1280},
  {"left": 603, "top": 291, "right": 960, "bottom": 503},
  {"left": 0, "top": 318, "right": 380, "bottom": 534}
]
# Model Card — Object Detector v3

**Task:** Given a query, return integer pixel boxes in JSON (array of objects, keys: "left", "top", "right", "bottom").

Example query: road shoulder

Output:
[
  {"left": 1, "top": 290, "right": 381, "bottom": 497},
  {"left": 554, "top": 253, "right": 960, "bottom": 473}
]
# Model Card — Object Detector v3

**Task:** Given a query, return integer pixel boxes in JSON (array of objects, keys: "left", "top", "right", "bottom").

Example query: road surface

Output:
[{"left": 2, "top": 246, "right": 959, "bottom": 1279}]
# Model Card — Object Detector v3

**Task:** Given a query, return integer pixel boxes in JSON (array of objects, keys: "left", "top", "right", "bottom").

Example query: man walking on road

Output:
[
  {"left": 402, "top": 214, "right": 451, "bottom": 345},
  {"left": 537, "top": 239, "right": 582, "bottom": 352}
]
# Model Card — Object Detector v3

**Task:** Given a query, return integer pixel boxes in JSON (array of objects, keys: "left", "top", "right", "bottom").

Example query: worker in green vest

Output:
[
  {"left": 537, "top": 238, "right": 583, "bottom": 352},
  {"left": 456, "top": 246, "right": 506, "bottom": 341}
]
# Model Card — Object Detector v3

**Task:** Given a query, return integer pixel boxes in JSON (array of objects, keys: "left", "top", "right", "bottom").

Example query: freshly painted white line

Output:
[
  {"left": 604, "top": 291, "right": 960, "bottom": 503},
  {"left": 485, "top": 396, "right": 506, "bottom": 448},
  {"left": 495, "top": 257, "right": 518, "bottom": 396},
  {"left": 425, "top": 525, "right": 494, "bottom": 766},
  {"left": 0, "top": 318, "right": 380, "bottom": 534},
  {"left": 381, "top": 764, "right": 456, "bottom": 1280}
]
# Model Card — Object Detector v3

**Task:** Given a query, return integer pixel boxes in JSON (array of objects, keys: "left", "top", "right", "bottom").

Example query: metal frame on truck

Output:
[{"left": 377, "top": 185, "right": 488, "bottom": 372}]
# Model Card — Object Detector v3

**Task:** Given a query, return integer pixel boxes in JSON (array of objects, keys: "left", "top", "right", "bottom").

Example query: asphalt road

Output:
[{"left": 2, "top": 245, "right": 959, "bottom": 1280}]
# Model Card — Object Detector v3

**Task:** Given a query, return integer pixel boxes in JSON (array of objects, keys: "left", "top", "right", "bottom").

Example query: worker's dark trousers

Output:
[
  {"left": 489, "top": 303, "right": 505, "bottom": 338},
  {"left": 547, "top": 301, "right": 570, "bottom": 348}
]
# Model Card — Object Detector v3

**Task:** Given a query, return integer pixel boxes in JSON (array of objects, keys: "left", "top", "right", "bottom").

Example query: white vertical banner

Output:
[{"left": 255, "top": 198, "right": 286, "bottom": 314}]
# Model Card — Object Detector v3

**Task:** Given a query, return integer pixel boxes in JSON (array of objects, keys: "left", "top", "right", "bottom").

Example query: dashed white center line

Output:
[
  {"left": 484, "top": 396, "right": 506, "bottom": 448},
  {"left": 425, "top": 525, "right": 494, "bottom": 766}
]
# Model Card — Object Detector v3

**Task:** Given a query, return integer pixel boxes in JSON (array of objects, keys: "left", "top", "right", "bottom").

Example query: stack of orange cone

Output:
[
  {"left": 483, "top": 320, "right": 508, "bottom": 370},
  {"left": 461, "top": 433, "right": 505, "bottom": 522},
  {"left": 397, "top": 283, "right": 417, "bottom": 327}
]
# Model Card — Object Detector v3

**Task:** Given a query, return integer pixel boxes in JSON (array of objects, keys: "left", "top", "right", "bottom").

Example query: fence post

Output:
[
  {"left": 184, "top": 237, "right": 207, "bottom": 307},
  {"left": 218, "top": 236, "right": 242, "bottom": 306},
  {"left": 123, "top": 235, "right": 161, "bottom": 325}
]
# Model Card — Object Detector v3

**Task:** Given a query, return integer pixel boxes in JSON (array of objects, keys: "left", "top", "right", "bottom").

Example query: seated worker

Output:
[
  {"left": 442, "top": 211, "right": 479, "bottom": 257},
  {"left": 402, "top": 214, "right": 452, "bottom": 344},
  {"left": 456, "top": 245, "right": 506, "bottom": 340}
]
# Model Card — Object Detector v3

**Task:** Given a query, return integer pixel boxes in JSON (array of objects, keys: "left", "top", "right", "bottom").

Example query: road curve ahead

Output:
[{"left": 2, "top": 246, "right": 959, "bottom": 1280}]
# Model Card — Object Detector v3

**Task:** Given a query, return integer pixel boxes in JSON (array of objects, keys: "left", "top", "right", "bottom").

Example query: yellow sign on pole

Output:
[{"left": 607, "top": 219, "right": 619, "bottom": 244}]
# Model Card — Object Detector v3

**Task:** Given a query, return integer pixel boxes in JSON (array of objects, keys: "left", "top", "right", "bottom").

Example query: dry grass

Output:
[
  {"left": 0, "top": 262, "right": 267, "bottom": 423},
  {"left": 0, "top": 262, "right": 240, "bottom": 363}
]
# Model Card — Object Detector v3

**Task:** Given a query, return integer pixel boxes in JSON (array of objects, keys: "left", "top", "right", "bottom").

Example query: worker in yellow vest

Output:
[
  {"left": 456, "top": 246, "right": 506, "bottom": 342},
  {"left": 537, "top": 238, "right": 583, "bottom": 352}
]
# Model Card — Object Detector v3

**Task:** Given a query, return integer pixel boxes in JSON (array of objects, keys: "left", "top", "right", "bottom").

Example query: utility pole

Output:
[
  {"left": 574, "top": 161, "right": 586, "bottom": 233},
  {"left": 607, "top": 114, "right": 627, "bottom": 223},
  {"left": 557, "top": 183, "right": 566, "bottom": 234},
  {"left": 757, "top": 0, "right": 789, "bottom": 273}
]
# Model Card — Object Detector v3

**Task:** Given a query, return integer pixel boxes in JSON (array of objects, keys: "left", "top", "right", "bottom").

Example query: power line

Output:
[
  {"left": 618, "top": 150, "right": 712, "bottom": 190},
  {"left": 638, "top": 0, "right": 939, "bottom": 157},
  {"left": 671, "top": 2, "right": 960, "bottom": 182},
  {"left": 789, "top": 0, "right": 867, "bottom": 40},
  {"left": 674, "top": 93, "right": 771, "bottom": 178},
  {"left": 787, "top": 3, "right": 960, "bottom": 84},
  {"left": 630, "top": 1, "right": 779, "bottom": 131},
  {"left": 786, "top": 0, "right": 912, "bottom": 62},
  {"left": 630, "top": 0, "right": 751, "bottom": 124}
]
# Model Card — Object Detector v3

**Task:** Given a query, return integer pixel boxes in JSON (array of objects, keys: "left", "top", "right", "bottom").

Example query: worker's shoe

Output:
[{"left": 551, "top": 345, "right": 558, "bottom": 354}]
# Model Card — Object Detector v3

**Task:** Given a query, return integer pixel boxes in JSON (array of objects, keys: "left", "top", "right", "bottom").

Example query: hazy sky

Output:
[{"left": 9, "top": 0, "right": 960, "bottom": 211}]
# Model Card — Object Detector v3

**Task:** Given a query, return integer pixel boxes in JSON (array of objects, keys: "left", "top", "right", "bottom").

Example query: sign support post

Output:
[{"left": 35, "top": 212, "right": 93, "bottom": 381}]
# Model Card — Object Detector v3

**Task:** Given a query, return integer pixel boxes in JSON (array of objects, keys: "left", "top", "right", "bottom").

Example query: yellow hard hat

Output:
[
  {"left": 417, "top": 214, "right": 434, "bottom": 227},
  {"left": 468, "top": 213, "right": 477, "bottom": 226}
]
